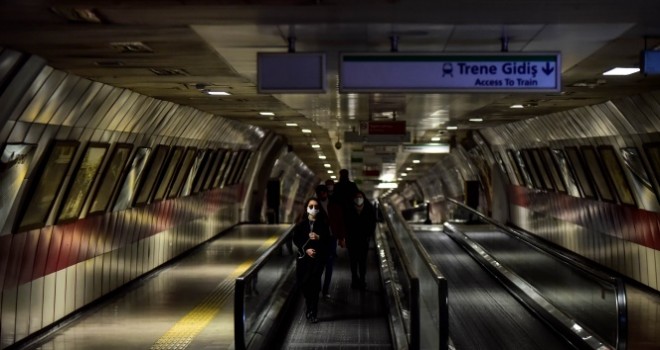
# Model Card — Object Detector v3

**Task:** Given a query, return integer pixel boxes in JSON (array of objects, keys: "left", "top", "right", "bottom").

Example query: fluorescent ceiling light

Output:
[
  {"left": 376, "top": 182, "right": 398, "bottom": 189},
  {"left": 330, "top": 175, "right": 336, "bottom": 179},
  {"left": 379, "top": 174, "right": 396, "bottom": 182},
  {"left": 510, "top": 104, "right": 524, "bottom": 109},
  {"left": 412, "top": 159, "right": 420, "bottom": 164},
  {"left": 327, "top": 170, "right": 334, "bottom": 174},
  {"left": 431, "top": 136, "right": 441, "bottom": 141},
  {"left": 324, "top": 164, "right": 331, "bottom": 168},
  {"left": 301, "top": 129, "right": 312, "bottom": 133},
  {"left": 430, "top": 109, "right": 447, "bottom": 117},
  {"left": 406, "top": 167, "right": 413, "bottom": 171},
  {"left": 311, "top": 144, "right": 320, "bottom": 149},
  {"left": 603, "top": 67, "right": 639, "bottom": 76},
  {"left": 401, "top": 173, "right": 407, "bottom": 176},
  {"left": 403, "top": 143, "right": 450, "bottom": 154},
  {"left": 259, "top": 111, "right": 274, "bottom": 116},
  {"left": 205, "top": 91, "right": 231, "bottom": 96},
  {"left": 397, "top": 177, "right": 403, "bottom": 181},
  {"left": 286, "top": 123, "right": 298, "bottom": 127},
  {"left": 469, "top": 118, "right": 483, "bottom": 122},
  {"left": 446, "top": 126, "right": 457, "bottom": 130},
  {"left": 318, "top": 155, "right": 326, "bottom": 159}
]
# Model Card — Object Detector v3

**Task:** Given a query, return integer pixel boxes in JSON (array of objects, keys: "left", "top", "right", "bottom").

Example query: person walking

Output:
[
  {"left": 293, "top": 198, "right": 331, "bottom": 323},
  {"left": 315, "top": 184, "right": 346, "bottom": 299},
  {"left": 333, "top": 169, "right": 359, "bottom": 207},
  {"left": 344, "top": 191, "right": 376, "bottom": 290}
]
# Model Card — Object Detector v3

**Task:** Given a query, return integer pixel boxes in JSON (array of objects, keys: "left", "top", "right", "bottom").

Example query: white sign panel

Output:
[{"left": 340, "top": 53, "right": 561, "bottom": 92}]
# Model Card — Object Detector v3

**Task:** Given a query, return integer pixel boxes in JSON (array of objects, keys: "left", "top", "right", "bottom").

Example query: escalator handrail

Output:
[
  {"left": 381, "top": 201, "right": 449, "bottom": 350},
  {"left": 234, "top": 224, "right": 295, "bottom": 350}
]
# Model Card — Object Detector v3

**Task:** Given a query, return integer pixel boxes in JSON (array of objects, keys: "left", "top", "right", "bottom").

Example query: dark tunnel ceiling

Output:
[{"left": 1, "top": 0, "right": 659, "bottom": 190}]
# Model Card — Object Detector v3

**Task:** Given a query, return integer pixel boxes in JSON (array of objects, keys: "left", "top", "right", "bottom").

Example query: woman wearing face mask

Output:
[
  {"left": 293, "top": 198, "right": 331, "bottom": 323},
  {"left": 345, "top": 191, "right": 376, "bottom": 290}
]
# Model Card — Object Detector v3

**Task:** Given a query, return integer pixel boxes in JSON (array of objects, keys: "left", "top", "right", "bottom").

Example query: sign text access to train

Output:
[{"left": 340, "top": 53, "right": 561, "bottom": 93}]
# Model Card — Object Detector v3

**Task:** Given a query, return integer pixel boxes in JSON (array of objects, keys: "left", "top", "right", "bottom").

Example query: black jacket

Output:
[
  {"left": 293, "top": 214, "right": 331, "bottom": 260},
  {"left": 345, "top": 202, "right": 376, "bottom": 244}
]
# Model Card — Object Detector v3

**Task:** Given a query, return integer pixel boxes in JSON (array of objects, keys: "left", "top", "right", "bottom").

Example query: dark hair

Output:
[{"left": 315, "top": 184, "right": 328, "bottom": 195}]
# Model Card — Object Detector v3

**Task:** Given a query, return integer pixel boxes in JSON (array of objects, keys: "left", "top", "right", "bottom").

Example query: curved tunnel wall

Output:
[
  {"left": 0, "top": 48, "right": 267, "bottom": 347},
  {"left": 419, "top": 90, "right": 660, "bottom": 292},
  {"left": 266, "top": 150, "right": 319, "bottom": 224}
]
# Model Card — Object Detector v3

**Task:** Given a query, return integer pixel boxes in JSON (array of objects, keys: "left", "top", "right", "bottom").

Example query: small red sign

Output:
[
  {"left": 368, "top": 121, "right": 406, "bottom": 135},
  {"left": 363, "top": 169, "right": 381, "bottom": 177}
]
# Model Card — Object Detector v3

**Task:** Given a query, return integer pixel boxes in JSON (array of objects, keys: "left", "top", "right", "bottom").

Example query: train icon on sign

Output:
[{"left": 442, "top": 63, "right": 453, "bottom": 77}]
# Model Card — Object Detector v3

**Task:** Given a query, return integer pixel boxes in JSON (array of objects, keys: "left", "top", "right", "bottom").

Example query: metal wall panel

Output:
[
  {"left": 41, "top": 273, "right": 55, "bottom": 328},
  {"left": 0, "top": 51, "right": 264, "bottom": 347},
  {"left": 74, "top": 262, "right": 85, "bottom": 310},
  {"left": 429, "top": 90, "right": 660, "bottom": 292},
  {"left": 104, "top": 91, "right": 140, "bottom": 132},
  {"left": 53, "top": 270, "right": 67, "bottom": 322},
  {"left": 28, "top": 277, "right": 44, "bottom": 335}
]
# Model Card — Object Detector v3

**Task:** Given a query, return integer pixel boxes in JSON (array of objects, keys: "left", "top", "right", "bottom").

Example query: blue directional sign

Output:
[{"left": 340, "top": 53, "right": 561, "bottom": 92}]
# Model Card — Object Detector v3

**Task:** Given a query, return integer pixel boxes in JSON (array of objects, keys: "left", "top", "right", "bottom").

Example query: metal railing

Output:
[
  {"left": 381, "top": 201, "right": 449, "bottom": 350},
  {"left": 445, "top": 198, "right": 627, "bottom": 350},
  {"left": 234, "top": 225, "right": 296, "bottom": 350}
]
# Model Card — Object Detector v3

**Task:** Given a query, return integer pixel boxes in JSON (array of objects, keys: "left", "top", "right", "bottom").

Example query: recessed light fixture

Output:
[
  {"left": 205, "top": 91, "right": 231, "bottom": 96},
  {"left": 327, "top": 170, "right": 334, "bottom": 174},
  {"left": 412, "top": 159, "right": 420, "bottom": 164},
  {"left": 397, "top": 177, "right": 403, "bottom": 181},
  {"left": 403, "top": 143, "right": 450, "bottom": 154},
  {"left": 406, "top": 167, "right": 413, "bottom": 171},
  {"left": 301, "top": 129, "right": 312, "bottom": 133},
  {"left": 286, "top": 123, "right": 298, "bottom": 127},
  {"left": 311, "top": 144, "right": 320, "bottom": 149},
  {"left": 469, "top": 118, "right": 483, "bottom": 122},
  {"left": 446, "top": 126, "right": 458, "bottom": 130},
  {"left": 376, "top": 182, "right": 398, "bottom": 189},
  {"left": 401, "top": 173, "right": 407, "bottom": 176},
  {"left": 510, "top": 104, "right": 524, "bottom": 109},
  {"left": 259, "top": 111, "right": 275, "bottom": 116},
  {"left": 431, "top": 136, "right": 441, "bottom": 141},
  {"left": 330, "top": 175, "right": 337, "bottom": 179},
  {"left": 318, "top": 155, "right": 326, "bottom": 159},
  {"left": 324, "top": 164, "right": 331, "bottom": 168},
  {"left": 603, "top": 67, "right": 640, "bottom": 76}
]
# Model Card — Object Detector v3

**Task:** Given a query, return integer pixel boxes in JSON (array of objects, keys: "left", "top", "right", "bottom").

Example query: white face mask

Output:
[
  {"left": 307, "top": 207, "right": 320, "bottom": 216},
  {"left": 354, "top": 197, "right": 364, "bottom": 205}
]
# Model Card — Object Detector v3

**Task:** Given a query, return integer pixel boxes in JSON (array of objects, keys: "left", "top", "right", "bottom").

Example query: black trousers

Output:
[
  {"left": 347, "top": 238, "right": 369, "bottom": 283},
  {"left": 296, "top": 256, "right": 325, "bottom": 315}
]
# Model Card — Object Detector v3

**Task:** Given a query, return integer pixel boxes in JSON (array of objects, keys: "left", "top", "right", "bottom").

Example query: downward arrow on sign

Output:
[{"left": 542, "top": 62, "right": 554, "bottom": 75}]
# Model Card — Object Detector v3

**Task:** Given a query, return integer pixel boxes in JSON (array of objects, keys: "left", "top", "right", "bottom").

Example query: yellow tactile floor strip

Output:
[{"left": 150, "top": 235, "right": 278, "bottom": 350}]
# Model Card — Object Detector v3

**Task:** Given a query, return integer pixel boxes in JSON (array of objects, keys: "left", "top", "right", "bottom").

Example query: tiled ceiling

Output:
[{"left": 1, "top": 0, "right": 660, "bottom": 193}]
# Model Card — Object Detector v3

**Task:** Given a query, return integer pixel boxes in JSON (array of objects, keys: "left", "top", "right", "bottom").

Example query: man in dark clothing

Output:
[
  {"left": 344, "top": 190, "right": 376, "bottom": 290},
  {"left": 333, "top": 169, "right": 359, "bottom": 207},
  {"left": 315, "top": 184, "right": 346, "bottom": 298}
]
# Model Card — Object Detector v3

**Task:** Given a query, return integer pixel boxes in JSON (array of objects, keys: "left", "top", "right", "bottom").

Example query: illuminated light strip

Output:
[{"left": 150, "top": 235, "right": 278, "bottom": 349}]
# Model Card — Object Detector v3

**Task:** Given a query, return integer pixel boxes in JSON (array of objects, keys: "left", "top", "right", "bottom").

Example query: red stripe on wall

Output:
[
  {"left": 44, "top": 226, "right": 64, "bottom": 276},
  {"left": 32, "top": 227, "right": 51, "bottom": 280},
  {"left": 2, "top": 185, "right": 246, "bottom": 291},
  {"left": 18, "top": 230, "right": 39, "bottom": 285},
  {"left": 508, "top": 185, "right": 660, "bottom": 250}
]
